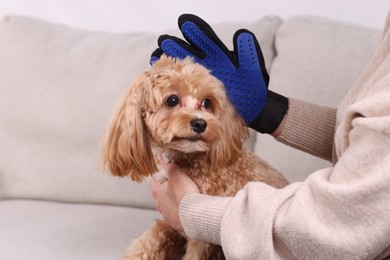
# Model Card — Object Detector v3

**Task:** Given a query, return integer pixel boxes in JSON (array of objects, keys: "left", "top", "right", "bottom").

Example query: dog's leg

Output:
[
  {"left": 124, "top": 220, "right": 186, "bottom": 260},
  {"left": 183, "top": 239, "right": 225, "bottom": 260}
]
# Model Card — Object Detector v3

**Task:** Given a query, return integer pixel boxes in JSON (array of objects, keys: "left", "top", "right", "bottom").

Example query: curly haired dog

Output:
[{"left": 101, "top": 55, "right": 288, "bottom": 260}]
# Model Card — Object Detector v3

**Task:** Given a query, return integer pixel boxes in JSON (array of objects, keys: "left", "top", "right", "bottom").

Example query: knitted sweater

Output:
[{"left": 179, "top": 12, "right": 390, "bottom": 260}]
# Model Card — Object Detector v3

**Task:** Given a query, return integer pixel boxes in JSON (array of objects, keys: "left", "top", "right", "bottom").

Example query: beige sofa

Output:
[{"left": 0, "top": 14, "right": 380, "bottom": 259}]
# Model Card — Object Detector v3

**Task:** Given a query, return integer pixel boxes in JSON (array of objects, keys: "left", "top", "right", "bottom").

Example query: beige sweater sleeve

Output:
[
  {"left": 180, "top": 74, "right": 390, "bottom": 259},
  {"left": 276, "top": 99, "right": 336, "bottom": 162},
  {"left": 179, "top": 11, "right": 390, "bottom": 260}
]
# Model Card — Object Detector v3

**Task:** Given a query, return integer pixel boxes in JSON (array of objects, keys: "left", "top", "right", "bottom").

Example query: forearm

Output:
[
  {"left": 179, "top": 193, "right": 231, "bottom": 245},
  {"left": 276, "top": 98, "right": 337, "bottom": 161},
  {"left": 180, "top": 165, "right": 389, "bottom": 259}
]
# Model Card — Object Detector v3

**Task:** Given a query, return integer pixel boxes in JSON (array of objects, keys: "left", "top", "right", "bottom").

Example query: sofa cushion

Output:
[
  {"left": 0, "top": 199, "right": 160, "bottom": 259},
  {"left": 255, "top": 16, "right": 381, "bottom": 182},
  {"left": 0, "top": 15, "right": 281, "bottom": 206},
  {"left": 0, "top": 15, "right": 157, "bottom": 208}
]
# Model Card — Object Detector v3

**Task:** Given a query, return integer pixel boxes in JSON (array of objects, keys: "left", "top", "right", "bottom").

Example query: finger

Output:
[
  {"left": 166, "top": 169, "right": 200, "bottom": 194},
  {"left": 148, "top": 175, "right": 169, "bottom": 197},
  {"left": 148, "top": 177, "right": 160, "bottom": 201},
  {"left": 150, "top": 48, "right": 163, "bottom": 64},
  {"left": 148, "top": 175, "right": 158, "bottom": 191},
  {"left": 166, "top": 168, "right": 186, "bottom": 183},
  {"left": 233, "top": 29, "right": 269, "bottom": 85},
  {"left": 234, "top": 30, "right": 259, "bottom": 67},
  {"left": 178, "top": 14, "right": 230, "bottom": 58},
  {"left": 157, "top": 155, "right": 178, "bottom": 173},
  {"left": 157, "top": 157, "right": 199, "bottom": 193},
  {"left": 158, "top": 35, "right": 202, "bottom": 60}
]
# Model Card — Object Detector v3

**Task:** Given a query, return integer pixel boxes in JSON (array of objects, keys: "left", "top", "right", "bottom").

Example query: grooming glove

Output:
[{"left": 151, "top": 14, "right": 288, "bottom": 134}]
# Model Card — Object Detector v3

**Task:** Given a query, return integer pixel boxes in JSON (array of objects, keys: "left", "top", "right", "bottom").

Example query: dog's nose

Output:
[{"left": 190, "top": 118, "right": 207, "bottom": 134}]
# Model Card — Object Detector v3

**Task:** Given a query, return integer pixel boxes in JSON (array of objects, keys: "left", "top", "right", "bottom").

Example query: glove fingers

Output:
[
  {"left": 150, "top": 48, "right": 163, "bottom": 64},
  {"left": 178, "top": 14, "right": 231, "bottom": 59},
  {"left": 157, "top": 34, "right": 203, "bottom": 61},
  {"left": 179, "top": 14, "right": 216, "bottom": 38},
  {"left": 234, "top": 29, "right": 269, "bottom": 85}
]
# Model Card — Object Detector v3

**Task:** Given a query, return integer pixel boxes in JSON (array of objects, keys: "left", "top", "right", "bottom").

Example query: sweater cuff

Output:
[
  {"left": 179, "top": 192, "right": 232, "bottom": 245},
  {"left": 277, "top": 98, "right": 336, "bottom": 161}
]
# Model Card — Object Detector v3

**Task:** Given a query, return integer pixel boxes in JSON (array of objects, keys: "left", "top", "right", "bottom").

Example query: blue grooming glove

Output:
[{"left": 151, "top": 14, "right": 288, "bottom": 134}]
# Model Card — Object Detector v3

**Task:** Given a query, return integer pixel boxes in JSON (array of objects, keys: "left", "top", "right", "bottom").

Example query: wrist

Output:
[
  {"left": 249, "top": 91, "right": 289, "bottom": 134},
  {"left": 179, "top": 193, "right": 231, "bottom": 245},
  {"left": 271, "top": 114, "right": 287, "bottom": 137}
]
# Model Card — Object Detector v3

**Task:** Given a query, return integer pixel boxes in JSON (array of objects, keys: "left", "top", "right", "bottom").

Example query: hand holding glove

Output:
[{"left": 151, "top": 14, "right": 288, "bottom": 134}]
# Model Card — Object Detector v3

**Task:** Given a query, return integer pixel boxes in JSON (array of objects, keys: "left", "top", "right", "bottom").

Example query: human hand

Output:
[
  {"left": 151, "top": 14, "right": 288, "bottom": 134},
  {"left": 149, "top": 159, "right": 200, "bottom": 231}
]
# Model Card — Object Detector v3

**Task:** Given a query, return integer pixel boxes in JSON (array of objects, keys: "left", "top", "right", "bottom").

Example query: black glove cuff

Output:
[{"left": 249, "top": 91, "right": 289, "bottom": 134}]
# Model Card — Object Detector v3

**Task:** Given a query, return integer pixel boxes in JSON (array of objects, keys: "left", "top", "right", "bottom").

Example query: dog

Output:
[{"left": 101, "top": 55, "right": 288, "bottom": 259}]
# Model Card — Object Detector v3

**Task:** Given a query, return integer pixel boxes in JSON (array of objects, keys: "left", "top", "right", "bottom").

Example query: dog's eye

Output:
[
  {"left": 166, "top": 95, "right": 179, "bottom": 107},
  {"left": 201, "top": 98, "right": 211, "bottom": 109}
]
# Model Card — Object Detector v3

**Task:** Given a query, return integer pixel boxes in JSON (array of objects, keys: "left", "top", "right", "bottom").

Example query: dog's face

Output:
[
  {"left": 102, "top": 56, "right": 249, "bottom": 181},
  {"left": 143, "top": 57, "right": 230, "bottom": 154}
]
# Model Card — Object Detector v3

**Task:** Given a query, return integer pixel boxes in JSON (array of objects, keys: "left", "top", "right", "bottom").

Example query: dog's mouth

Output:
[
  {"left": 169, "top": 134, "right": 209, "bottom": 153},
  {"left": 172, "top": 135, "right": 202, "bottom": 142}
]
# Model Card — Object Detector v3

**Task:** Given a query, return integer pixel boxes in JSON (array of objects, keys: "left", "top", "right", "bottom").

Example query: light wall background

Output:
[{"left": 1, "top": 0, "right": 389, "bottom": 33}]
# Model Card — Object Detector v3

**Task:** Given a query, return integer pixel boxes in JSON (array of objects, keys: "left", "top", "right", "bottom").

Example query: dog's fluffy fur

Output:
[{"left": 101, "top": 55, "right": 288, "bottom": 259}]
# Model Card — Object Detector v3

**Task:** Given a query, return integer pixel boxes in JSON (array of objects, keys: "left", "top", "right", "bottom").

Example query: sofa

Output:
[{"left": 0, "top": 14, "right": 381, "bottom": 259}]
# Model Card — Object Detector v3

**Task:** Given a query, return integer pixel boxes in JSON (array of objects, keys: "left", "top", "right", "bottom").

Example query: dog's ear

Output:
[
  {"left": 101, "top": 72, "right": 158, "bottom": 182},
  {"left": 210, "top": 101, "right": 249, "bottom": 168}
]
